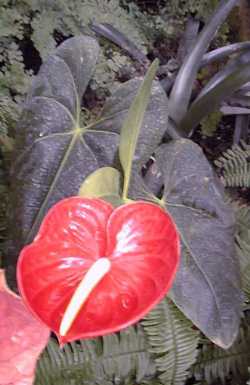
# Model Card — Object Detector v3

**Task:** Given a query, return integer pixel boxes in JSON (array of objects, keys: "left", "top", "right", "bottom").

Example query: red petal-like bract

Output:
[
  {"left": 0, "top": 269, "right": 50, "bottom": 385},
  {"left": 17, "top": 198, "right": 179, "bottom": 343}
]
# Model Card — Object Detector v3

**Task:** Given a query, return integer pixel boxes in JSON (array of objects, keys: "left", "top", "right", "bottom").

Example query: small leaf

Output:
[
  {"left": 153, "top": 139, "right": 242, "bottom": 348},
  {"left": 119, "top": 59, "right": 159, "bottom": 199},
  {"left": 79, "top": 167, "right": 121, "bottom": 203}
]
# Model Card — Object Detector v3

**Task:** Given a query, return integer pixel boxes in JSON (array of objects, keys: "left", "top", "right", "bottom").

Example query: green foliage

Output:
[
  {"left": 0, "top": 96, "right": 21, "bottom": 136},
  {"left": 90, "top": 48, "right": 134, "bottom": 93},
  {"left": 8, "top": 0, "right": 148, "bottom": 60},
  {"left": 163, "top": 0, "right": 220, "bottom": 21},
  {"left": 162, "top": 0, "right": 229, "bottom": 43},
  {"left": 155, "top": 0, "right": 229, "bottom": 42},
  {"left": 141, "top": 297, "right": 200, "bottom": 385},
  {"left": 0, "top": 0, "right": 150, "bottom": 137},
  {"left": 192, "top": 321, "right": 250, "bottom": 384},
  {"left": 35, "top": 326, "right": 158, "bottom": 385},
  {"left": 215, "top": 141, "right": 250, "bottom": 187},
  {"left": 1, "top": 1, "right": 249, "bottom": 384},
  {"left": 200, "top": 111, "right": 222, "bottom": 137}
]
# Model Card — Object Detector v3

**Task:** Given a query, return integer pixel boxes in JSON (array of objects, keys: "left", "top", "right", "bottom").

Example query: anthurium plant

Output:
[
  {"left": 13, "top": 56, "right": 180, "bottom": 345},
  {"left": 3, "top": 0, "right": 249, "bottom": 382}
]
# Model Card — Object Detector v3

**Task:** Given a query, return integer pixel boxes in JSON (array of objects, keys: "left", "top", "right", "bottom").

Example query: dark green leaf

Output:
[
  {"left": 197, "top": 51, "right": 250, "bottom": 102},
  {"left": 91, "top": 23, "right": 148, "bottom": 64},
  {"left": 201, "top": 42, "right": 250, "bottom": 67},
  {"left": 6, "top": 38, "right": 168, "bottom": 287},
  {"left": 180, "top": 60, "right": 250, "bottom": 134},
  {"left": 169, "top": 0, "right": 238, "bottom": 125},
  {"left": 154, "top": 139, "right": 242, "bottom": 348},
  {"left": 5, "top": 36, "right": 120, "bottom": 284}
]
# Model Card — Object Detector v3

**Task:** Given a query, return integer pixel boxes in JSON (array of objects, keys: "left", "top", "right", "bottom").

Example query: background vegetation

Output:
[{"left": 1, "top": 1, "right": 250, "bottom": 384}]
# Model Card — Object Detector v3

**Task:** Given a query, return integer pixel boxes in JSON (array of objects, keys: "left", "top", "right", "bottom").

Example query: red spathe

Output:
[
  {"left": 0, "top": 269, "right": 50, "bottom": 385},
  {"left": 17, "top": 197, "right": 180, "bottom": 343}
]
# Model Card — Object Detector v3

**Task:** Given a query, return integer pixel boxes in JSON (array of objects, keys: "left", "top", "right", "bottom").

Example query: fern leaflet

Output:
[
  {"left": 35, "top": 325, "right": 157, "bottom": 385},
  {"left": 215, "top": 141, "right": 250, "bottom": 187},
  {"left": 141, "top": 297, "right": 200, "bottom": 385},
  {"left": 192, "top": 321, "right": 250, "bottom": 384}
]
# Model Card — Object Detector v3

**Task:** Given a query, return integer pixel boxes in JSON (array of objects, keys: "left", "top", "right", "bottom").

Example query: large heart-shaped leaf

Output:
[
  {"left": 6, "top": 36, "right": 118, "bottom": 279},
  {"left": 152, "top": 139, "right": 242, "bottom": 348},
  {"left": 6, "top": 36, "right": 168, "bottom": 288}
]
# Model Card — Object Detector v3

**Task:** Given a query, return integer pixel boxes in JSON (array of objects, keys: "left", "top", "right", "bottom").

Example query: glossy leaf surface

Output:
[
  {"left": 0, "top": 270, "right": 49, "bottom": 385},
  {"left": 153, "top": 139, "right": 242, "bottom": 348},
  {"left": 17, "top": 197, "right": 179, "bottom": 343}
]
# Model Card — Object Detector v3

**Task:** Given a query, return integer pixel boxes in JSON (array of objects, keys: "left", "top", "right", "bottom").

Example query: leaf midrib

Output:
[{"left": 25, "top": 132, "right": 79, "bottom": 244}]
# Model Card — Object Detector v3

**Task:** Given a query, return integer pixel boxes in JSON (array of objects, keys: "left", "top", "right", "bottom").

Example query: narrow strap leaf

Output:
[{"left": 119, "top": 59, "right": 159, "bottom": 200}]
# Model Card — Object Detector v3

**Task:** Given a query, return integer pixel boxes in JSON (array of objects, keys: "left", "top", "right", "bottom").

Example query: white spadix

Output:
[{"left": 59, "top": 257, "right": 111, "bottom": 337}]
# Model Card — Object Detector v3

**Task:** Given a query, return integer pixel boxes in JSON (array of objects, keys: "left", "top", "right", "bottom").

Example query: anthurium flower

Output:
[
  {"left": 17, "top": 197, "right": 180, "bottom": 344},
  {"left": 0, "top": 269, "right": 50, "bottom": 385}
]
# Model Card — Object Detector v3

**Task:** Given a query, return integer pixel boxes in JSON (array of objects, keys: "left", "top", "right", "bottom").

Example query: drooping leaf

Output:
[
  {"left": 169, "top": 0, "right": 238, "bottom": 125},
  {"left": 0, "top": 269, "right": 50, "bottom": 385},
  {"left": 153, "top": 139, "right": 242, "bottom": 348},
  {"left": 201, "top": 42, "right": 250, "bottom": 67},
  {"left": 79, "top": 166, "right": 122, "bottom": 206},
  {"left": 118, "top": 59, "right": 158, "bottom": 199},
  {"left": 197, "top": 51, "right": 250, "bottom": 102},
  {"left": 91, "top": 22, "right": 148, "bottom": 64},
  {"left": 142, "top": 297, "right": 200, "bottom": 385},
  {"left": 180, "top": 60, "right": 250, "bottom": 134}
]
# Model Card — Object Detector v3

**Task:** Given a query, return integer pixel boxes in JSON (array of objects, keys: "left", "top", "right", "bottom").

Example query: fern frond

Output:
[
  {"left": 234, "top": 204, "right": 250, "bottom": 301},
  {"left": 35, "top": 326, "right": 157, "bottom": 385},
  {"left": 141, "top": 297, "right": 200, "bottom": 385},
  {"left": 192, "top": 322, "right": 250, "bottom": 384},
  {"left": 215, "top": 141, "right": 250, "bottom": 187}
]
